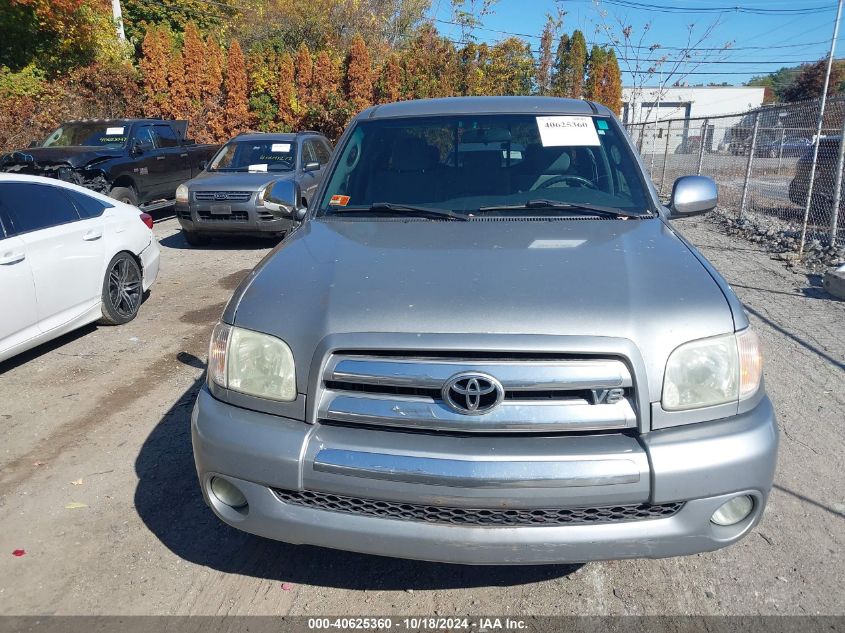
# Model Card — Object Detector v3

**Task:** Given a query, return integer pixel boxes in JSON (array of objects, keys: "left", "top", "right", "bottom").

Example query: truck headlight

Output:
[
  {"left": 208, "top": 323, "right": 296, "bottom": 401},
  {"left": 176, "top": 183, "right": 189, "bottom": 204},
  {"left": 662, "top": 329, "right": 762, "bottom": 411}
]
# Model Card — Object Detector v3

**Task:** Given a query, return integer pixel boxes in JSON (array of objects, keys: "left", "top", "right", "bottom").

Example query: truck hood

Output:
[
  {"left": 232, "top": 217, "right": 736, "bottom": 402},
  {"left": 0, "top": 147, "right": 120, "bottom": 170},
  {"left": 188, "top": 170, "right": 296, "bottom": 190}
]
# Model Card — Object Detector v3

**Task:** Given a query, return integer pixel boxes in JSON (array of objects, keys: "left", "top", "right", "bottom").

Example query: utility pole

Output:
[
  {"left": 799, "top": 0, "right": 843, "bottom": 257},
  {"left": 112, "top": 0, "right": 126, "bottom": 42}
]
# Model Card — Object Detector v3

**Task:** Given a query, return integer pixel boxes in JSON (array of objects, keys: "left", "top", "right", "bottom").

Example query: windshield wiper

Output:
[
  {"left": 329, "top": 202, "right": 468, "bottom": 221},
  {"left": 477, "top": 199, "right": 646, "bottom": 218}
]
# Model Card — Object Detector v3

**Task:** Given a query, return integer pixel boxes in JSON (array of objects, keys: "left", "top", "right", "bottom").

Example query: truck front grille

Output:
[
  {"left": 317, "top": 352, "right": 638, "bottom": 433},
  {"left": 273, "top": 489, "right": 682, "bottom": 527},
  {"left": 194, "top": 191, "right": 252, "bottom": 202}
]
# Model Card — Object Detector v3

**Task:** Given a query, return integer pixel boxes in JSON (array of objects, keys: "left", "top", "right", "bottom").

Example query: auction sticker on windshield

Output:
[
  {"left": 536, "top": 116, "right": 600, "bottom": 147},
  {"left": 329, "top": 194, "right": 350, "bottom": 206},
  {"left": 271, "top": 143, "right": 291, "bottom": 153}
]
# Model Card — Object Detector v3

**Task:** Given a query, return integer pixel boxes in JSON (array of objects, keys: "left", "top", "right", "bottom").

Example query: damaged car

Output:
[{"left": 0, "top": 119, "right": 219, "bottom": 212}]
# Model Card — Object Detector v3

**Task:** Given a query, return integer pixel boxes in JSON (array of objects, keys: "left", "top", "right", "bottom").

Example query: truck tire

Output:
[
  {"left": 183, "top": 229, "right": 211, "bottom": 247},
  {"left": 100, "top": 252, "right": 143, "bottom": 325},
  {"left": 110, "top": 186, "right": 139, "bottom": 207}
]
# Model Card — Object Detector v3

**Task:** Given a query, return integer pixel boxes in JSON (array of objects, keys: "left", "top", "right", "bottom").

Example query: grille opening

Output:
[
  {"left": 325, "top": 380, "right": 615, "bottom": 403},
  {"left": 194, "top": 191, "right": 252, "bottom": 202},
  {"left": 316, "top": 418, "right": 641, "bottom": 438},
  {"left": 197, "top": 210, "right": 249, "bottom": 222},
  {"left": 274, "top": 488, "right": 683, "bottom": 527}
]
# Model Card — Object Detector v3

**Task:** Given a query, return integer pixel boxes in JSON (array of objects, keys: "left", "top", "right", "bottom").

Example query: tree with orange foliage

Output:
[
  {"left": 345, "top": 35, "right": 373, "bottom": 114},
  {"left": 375, "top": 54, "right": 403, "bottom": 104},
  {"left": 223, "top": 40, "right": 250, "bottom": 136},
  {"left": 294, "top": 43, "right": 314, "bottom": 122},
  {"left": 181, "top": 22, "right": 205, "bottom": 115},
  {"left": 198, "top": 35, "right": 226, "bottom": 143},
  {"left": 310, "top": 51, "right": 345, "bottom": 138},
  {"left": 139, "top": 24, "right": 170, "bottom": 118},
  {"left": 167, "top": 38, "right": 190, "bottom": 120},
  {"left": 600, "top": 49, "right": 623, "bottom": 114},
  {"left": 276, "top": 52, "right": 297, "bottom": 131}
]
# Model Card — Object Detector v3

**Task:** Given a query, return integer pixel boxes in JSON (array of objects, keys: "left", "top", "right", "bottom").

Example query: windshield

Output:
[
  {"left": 318, "top": 113, "right": 652, "bottom": 216},
  {"left": 208, "top": 139, "right": 296, "bottom": 172},
  {"left": 40, "top": 123, "right": 130, "bottom": 148}
]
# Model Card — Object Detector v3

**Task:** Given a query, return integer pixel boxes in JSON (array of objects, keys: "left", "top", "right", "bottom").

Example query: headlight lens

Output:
[
  {"left": 208, "top": 323, "right": 296, "bottom": 401},
  {"left": 662, "top": 329, "right": 762, "bottom": 411},
  {"left": 176, "top": 183, "right": 189, "bottom": 203}
]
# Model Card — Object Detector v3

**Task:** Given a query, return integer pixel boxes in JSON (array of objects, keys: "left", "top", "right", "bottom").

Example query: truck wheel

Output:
[
  {"left": 100, "top": 252, "right": 143, "bottom": 325},
  {"left": 183, "top": 230, "right": 211, "bottom": 247},
  {"left": 110, "top": 186, "right": 139, "bottom": 207}
]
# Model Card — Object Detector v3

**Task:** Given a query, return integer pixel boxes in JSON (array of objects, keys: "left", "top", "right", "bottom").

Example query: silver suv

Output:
[{"left": 191, "top": 97, "right": 778, "bottom": 565}]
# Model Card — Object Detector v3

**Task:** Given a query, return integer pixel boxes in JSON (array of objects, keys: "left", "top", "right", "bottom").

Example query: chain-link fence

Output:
[{"left": 626, "top": 97, "right": 845, "bottom": 250}]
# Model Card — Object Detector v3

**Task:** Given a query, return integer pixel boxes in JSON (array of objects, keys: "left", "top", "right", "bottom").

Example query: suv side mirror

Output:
[
  {"left": 264, "top": 180, "right": 307, "bottom": 221},
  {"left": 303, "top": 161, "right": 320, "bottom": 172},
  {"left": 667, "top": 175, "right": 718, "bottom": 219}
]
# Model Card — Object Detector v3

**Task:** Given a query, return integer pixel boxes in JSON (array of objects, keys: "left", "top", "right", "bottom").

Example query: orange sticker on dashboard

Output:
[{"left": 329, "top": 194, "right": 350, "bottom": 206}]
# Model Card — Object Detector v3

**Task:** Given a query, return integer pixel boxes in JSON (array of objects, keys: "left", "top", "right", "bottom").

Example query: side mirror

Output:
[
  {"left": 667, "top": 175, "right": 718, "bottom": 219},
  {"left": 303, "top": 161, "right": 320, "bottom": 172},
  {"left": 199, "top": 160, "right": 208, "bottom": 171},
  {"left": 28, "top": 141, "right": 38, "bottom": 148},
  {"left": 263, "top": 180, "right": 307, "bottom": 221},
  {"left": 130, "top": 140, "right": 145, "bottom": 156}
]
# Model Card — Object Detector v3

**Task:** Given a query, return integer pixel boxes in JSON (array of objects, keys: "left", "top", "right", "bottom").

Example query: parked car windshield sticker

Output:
[
  {"left": 248, "top": 164, "right": 268, "bottom": 172},
  {"left": 271, "top": 143, "right": 291, "bottom": 153},
  {"left": 106, "top": 126, "right": 125, "bottom": 135},
  {"left": 329, "top": 194, "right": 350, "bottom": 206},
  {"left": 536, "top": 116, "right": 600, "bottom": 147}
]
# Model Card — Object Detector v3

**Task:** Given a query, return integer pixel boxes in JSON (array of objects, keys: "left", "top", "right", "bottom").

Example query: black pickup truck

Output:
[{"left": 0, "top": 119, "right": 220, "bottom": 211}]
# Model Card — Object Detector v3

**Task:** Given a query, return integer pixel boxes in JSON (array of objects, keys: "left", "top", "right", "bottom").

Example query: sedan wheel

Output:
[{"left": 100, "top": 252, "right": 143, "bottom": 325}]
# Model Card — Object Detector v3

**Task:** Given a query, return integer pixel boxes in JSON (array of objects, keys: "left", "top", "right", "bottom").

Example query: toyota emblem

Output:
[{"left": 442, "top": 372, "right": 504, "bottom": 415}]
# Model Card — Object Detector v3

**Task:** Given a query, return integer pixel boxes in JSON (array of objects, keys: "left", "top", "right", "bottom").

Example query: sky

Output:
[{"left": 427, "top": 0, "right": 844, "bottom": 86}]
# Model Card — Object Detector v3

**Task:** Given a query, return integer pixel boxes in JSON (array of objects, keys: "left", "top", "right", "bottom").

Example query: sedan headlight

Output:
[
  {"left": 662, "top": 329, "right": 762, "bottom": 411},
  {"left": 176, "top": 183, "right": 189, "bottom": 204},
  {"left": 208, "top": 323, "right": 296, "bottom": 401}
]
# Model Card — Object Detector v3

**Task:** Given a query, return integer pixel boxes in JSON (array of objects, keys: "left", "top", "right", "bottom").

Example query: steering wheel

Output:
[{"left": 535, "top": 174, "right": 598, "bottom": 190}]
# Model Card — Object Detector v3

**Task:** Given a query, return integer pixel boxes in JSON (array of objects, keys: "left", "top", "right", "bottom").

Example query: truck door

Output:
[
  {"left": 152, "top": 124, "right": 192, "bottom": 199},
  {"left": 131, "top": 125, "right": 162, "bottom": 202}
]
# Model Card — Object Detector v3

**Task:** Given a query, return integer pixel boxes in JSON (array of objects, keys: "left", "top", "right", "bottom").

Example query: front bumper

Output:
[
  {"left": 191, "top": 388, "right": 778, "bottom": 565},
  {"left": 139, "top": 237, "right": 160, "bottom": 292},
  {"left": 176, "top": 201, "right": 294, "bottom": 236}
]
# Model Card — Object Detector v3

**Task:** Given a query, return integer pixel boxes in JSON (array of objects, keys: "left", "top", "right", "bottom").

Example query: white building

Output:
[
  {"left": 623, "top": 86, "right": 767, "bottom": 156},
  {"left": 622, "top": 86, "right": 766, "bottom": 125}
]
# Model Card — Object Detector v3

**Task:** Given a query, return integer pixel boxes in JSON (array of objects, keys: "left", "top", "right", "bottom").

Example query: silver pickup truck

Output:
[{"left": 191, "top": 97, "right": 778, "bottom": 565}]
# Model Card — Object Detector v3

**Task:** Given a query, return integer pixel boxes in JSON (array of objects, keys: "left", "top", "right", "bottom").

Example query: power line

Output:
[{"left": 582, "top": 0, "right": 834, "bottom": 14}]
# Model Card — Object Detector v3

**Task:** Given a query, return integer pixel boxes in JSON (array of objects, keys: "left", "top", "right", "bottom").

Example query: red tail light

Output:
[{"left": 140, "top": 212, "right": 154, "bottom": 230}]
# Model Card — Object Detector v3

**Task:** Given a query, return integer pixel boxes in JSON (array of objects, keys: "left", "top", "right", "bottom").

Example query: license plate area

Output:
[{"left": 210, "top": 203, "right": 231, "bottom": 215}]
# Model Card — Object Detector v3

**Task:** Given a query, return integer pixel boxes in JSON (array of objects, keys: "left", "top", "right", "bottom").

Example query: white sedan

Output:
[{"left": 0, "top": 174, "right": 160, "bottom": 363}]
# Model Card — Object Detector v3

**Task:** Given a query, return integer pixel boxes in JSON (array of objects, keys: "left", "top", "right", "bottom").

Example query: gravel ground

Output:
[{"left": 0, "top": 215, "right": 842, "bottom": 616}]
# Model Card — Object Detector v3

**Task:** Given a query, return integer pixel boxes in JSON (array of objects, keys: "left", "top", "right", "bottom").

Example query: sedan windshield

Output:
[
  {"left": 208, "top": 140, "right": 296, "bottom": 172},
  {"left": 40, "top": 123, "right": 129, "bottom": 148},
  {"left": 318, "top": 113, "right": 652, "bottom": 217}
]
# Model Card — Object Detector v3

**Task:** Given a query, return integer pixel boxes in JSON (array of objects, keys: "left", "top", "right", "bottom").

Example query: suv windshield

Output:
[
  {"left": 40, "top": 123, "right": 129, "bottom": 148},
  {"left": 208, "top": 139, "right": 296, "bottom": 173},
  {"left": 318, "top": 113, "right": 652, "bottom": 217}
]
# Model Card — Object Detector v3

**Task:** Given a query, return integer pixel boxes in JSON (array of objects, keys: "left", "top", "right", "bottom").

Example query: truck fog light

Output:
[
  {"left": 210, "top": 476, "right": 247, "bottom": 509},
  {"left": 710, "top": 495, "right": 754, "bottom": 526}
]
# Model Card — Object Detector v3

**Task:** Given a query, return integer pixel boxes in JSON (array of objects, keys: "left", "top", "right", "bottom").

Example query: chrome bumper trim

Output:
[{"left": 313, "top": 448, "right": 641, "bottom": 488}]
